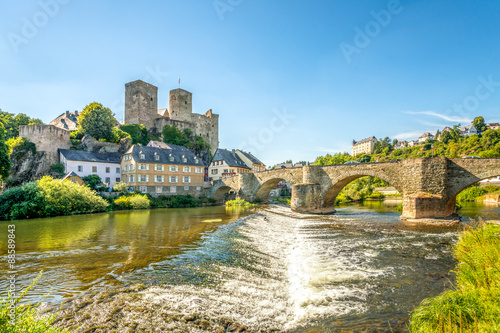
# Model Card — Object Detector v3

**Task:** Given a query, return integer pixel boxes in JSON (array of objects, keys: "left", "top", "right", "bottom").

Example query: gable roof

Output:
[
  {"left": 59, "top": 149, "right": 122, "bottom": 163},
  {"left": 237, "top": 149, "right": 265, "bottom": 166},
  {"left": 125, "top": 145, "right": 204, "bottom": 166},
  {"left": 353, "top": 136, "right": 376, "bottom": 145},
  {"left": 147, "top": 140, "right": 189, "bottom": 151},
  {"left": 212, "top": 148, "right": 250, "bottom": 168}
]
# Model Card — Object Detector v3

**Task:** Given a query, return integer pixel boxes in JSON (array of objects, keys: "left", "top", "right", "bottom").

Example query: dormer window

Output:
[
  {"left": 169, "top": 154, "right": 174, "bottom": 162},
  {"left": 140, "top": 153, "right": 145, "bottom": 160},
  {"left": 182, "top": 155, "right": 187, "bottom": 163},
  {"left": 154, "top": 153, "right": 159, "bottom": 161}
]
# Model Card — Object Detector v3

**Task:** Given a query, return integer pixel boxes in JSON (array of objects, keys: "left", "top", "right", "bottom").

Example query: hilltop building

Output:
[
  {"left": 351, "top": 136, "right": 377, "bottom": 156},
  {"left": 418, "top": 132, "right": 434, "bottom": 143},
  {"left": 49, "top": 111, "right": 80, "bottom": 131},
  {"left": 121, "top": 144, "right": 205, "bottom": 196},
  {"left": 124, "top": 80, "right": 219, "bottom": 155},
  {"left": 460, "top": 125, "right": 478, "bottom": 136}
]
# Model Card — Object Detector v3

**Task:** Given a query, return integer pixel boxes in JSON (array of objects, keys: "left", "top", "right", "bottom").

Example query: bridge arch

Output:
[
  {"left": 210, "top": 181, "right": 239, "bottom": 202},
  {"left": 251, "top": 168, "right": 303, "bottom": 202},
  {"left": 254, "top": 178, "right": 291, "bottom": 202},
  {"left": 321, "top": 168, "right": 404, "bottom": 209}
]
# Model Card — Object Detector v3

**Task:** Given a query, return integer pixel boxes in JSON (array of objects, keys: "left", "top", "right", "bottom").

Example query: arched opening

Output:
[
  {"left": 447, "top": 175, "right": 500, "bottom": 217},
  {"left": 322, "top": 175, "right": 402, "bottom": 211},
  {"left": 254, "top": 178, "right": 293, "bottom": 203},
  {"left": 213, "top": 186, "right": 237, "bottom": 202}
]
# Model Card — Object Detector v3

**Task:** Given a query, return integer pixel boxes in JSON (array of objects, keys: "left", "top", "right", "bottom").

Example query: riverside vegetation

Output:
[{"left": 409, "top": 221, "right": 500, "bottom": 332}]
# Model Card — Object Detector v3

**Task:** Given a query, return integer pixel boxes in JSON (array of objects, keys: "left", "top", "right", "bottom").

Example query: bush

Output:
[
  {"left": 225, "top": 198, "right": 253, "bottom": 208},
  {"left": 456, "top": 186, "right": 487, "bottom": 202},
  {"left": 6, "top": 137, "right": 36, "bottom": 160},
  {"left": 110, "top": 127, "right": 132, "bottom": 144},
  {"left": 367, "top": 191, "right": 385, "bottom": 199},
  {"left": 149, "top": 195, "right": 205, "bottom": 208},
  {"left": 49, "top": 163, "right": 65, "bottom": 176},
  {"left": 114, "top": 194, "right": 150, "bottom": 209},
  {"left": 0, "top": 176, "right": 109, "bottom": 220}
]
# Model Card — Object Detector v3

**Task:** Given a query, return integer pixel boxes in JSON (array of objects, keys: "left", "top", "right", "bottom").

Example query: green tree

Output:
[
  {"left": 78, "top": 102, "right": 116, "bottom": 140},
  {"left": 472, "top": 116, "right": 487, "bottom": 134},
  {"left": 82, "top": 174, "right": 105, "bottom": 191},
  {"left": 162, "top": 125, "right": 190, "bottom": 146},
  {"left": 120, "top": 124, "right": 149, "bottom": 145},
  {"left": 0, "top": 122, "right": 11, "bottom": 181}
]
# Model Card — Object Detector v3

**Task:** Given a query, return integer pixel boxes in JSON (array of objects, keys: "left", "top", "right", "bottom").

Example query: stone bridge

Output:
[{"left": 208, "top": 157, "right": 500, "bottom": 222}]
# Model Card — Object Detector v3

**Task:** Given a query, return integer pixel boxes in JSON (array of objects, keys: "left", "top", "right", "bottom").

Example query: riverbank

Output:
[{"left": 409, "top": 221, "right": 500, "bottom": 332}]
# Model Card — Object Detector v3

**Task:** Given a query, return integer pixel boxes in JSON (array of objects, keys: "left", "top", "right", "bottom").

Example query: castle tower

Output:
[
  {"left": 169, "top": 88, "right": 192, "bottom": 122},
  {"left": 125, "top": 80, "right": 158, "bottom": 129}
]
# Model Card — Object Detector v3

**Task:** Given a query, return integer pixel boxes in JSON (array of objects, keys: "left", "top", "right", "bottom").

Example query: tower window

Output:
[{"left": 185, "top": 101, "right": 187, "bottom": 104}]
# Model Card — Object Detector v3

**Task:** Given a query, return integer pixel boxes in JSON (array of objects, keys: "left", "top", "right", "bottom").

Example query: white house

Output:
[
  {"left": 59, "top": 149, "right": 123, "bottom": 189},
  {"left": 460, "top": 125, "right": 478, "bottom": 136},
  {"left": 418, "top": 132, "right": 434, "bottom": 143}
]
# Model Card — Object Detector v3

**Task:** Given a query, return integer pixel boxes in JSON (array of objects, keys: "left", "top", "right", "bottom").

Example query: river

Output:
[{"left": 1, "top": 201, "right": 499, "bottom": 332}]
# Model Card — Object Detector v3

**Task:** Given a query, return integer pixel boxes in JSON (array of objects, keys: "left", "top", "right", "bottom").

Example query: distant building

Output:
[
  {"left": 208, "top": 148, "right": 252, "bottom": 181},
  {"left": 59, "top": 149, "right": 123, "bottom": 189},
  {"left": 407, "top": 140, "right": 419, "bottom": 147},
  {"left": 487, "top": 123, "right": 500, "bottom": 130},
  {"left": 418, "top": 132, "right": 434, "bottom": 143},
  {"left": 294, "top": 162, "right": 305, "bottom": 168},
  {"left": 442, "top": 126, "right": 452, "bottom": 133},
  {"left": 146, "top": 140, "right": 189, "bottom": 151},
  {"left": 394, "top": 141, "right": 407, "bottom": 149},
  {"left": 275, "top": 163, "right": 294, "bottom": 169},
  {"left": 49, "top": 111, "right": 80, "bottom": 131},
  {"left": 235, "top": 150, "right": 266, "bottom": 172},
  {"left": 351, "top": 136, "right": 377, "bottom": 156},
  {"left": 62, "top": 171, "right": 85, "bottom": 186},
  {"left": 121, "top": 145, "right": 205, "bottom": 196},
  {"left": 460, "top": 125, "right": 478, "bottom": 136}
]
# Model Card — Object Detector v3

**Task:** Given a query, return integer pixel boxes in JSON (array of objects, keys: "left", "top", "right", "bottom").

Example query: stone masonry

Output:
[{"left": 208, "top": 157, "right": 500, "bottom": 222}]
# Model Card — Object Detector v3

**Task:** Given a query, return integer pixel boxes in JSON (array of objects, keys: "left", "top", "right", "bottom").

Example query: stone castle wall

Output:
[
  {"left": 124, "top": 80, "right": 158, "bottom": 129},
  {"left": 19, "top": 125, "right": 71, "bottom": 164}
]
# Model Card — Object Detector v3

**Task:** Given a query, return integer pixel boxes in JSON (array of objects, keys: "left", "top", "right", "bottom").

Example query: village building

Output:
[
  {"left": 407, "top": 140, "right": 419, "bottom": 147},
  {"left": 121, "top": 145, "right": 205, "bottom": 195},
  {"left": 59, "top": 149, "right": 123, "bottom": 189},
  {"left": 487, "top": 123, "right": 500, "bottom": 130},
  {"left": 235, "top": 150, "right": 266, "bottom": 172},
  {"left": 460, "top": 124, "right": 478, "bottom": 136},
  {"left": 418, "top": 132, "right": 434, "bottom": 143},
  {"left": 275, "top": 163, "right": 294, "bottom": 169},
  {"left": 351, "top": 136, "right": 377, "bottom": 156},
  {"left": 62, "top": 171, "right": 85, "bottom": 186},
  {"left": 394, "top": 141, "right": 407, "bottom": 149},
  {"left": 49, "top": 111, "right": 80, "bottom": 131},
  {"left": 208, "top": 148, "right": 252, "bottom": 181}
]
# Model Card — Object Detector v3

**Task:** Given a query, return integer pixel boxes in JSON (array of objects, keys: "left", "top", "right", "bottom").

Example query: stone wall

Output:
[
  {"left": 19, "top": 125, "right": 71, "bottom": 165},
  {"left": 124, "top": 80, "right": 158, "bottom": 129}
]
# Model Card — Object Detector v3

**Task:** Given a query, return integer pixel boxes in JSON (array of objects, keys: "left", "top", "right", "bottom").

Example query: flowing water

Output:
[{"left": 1, "top": 201, "right": 499, "bottom": 332}]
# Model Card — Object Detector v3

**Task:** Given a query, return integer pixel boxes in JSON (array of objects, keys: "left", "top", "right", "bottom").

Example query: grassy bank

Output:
[
  {"left": 457, "top": 185, "right": 500, "bottom": 202},
  {"left": 409, "top": 221, "right": 500, "bottom": 332}
]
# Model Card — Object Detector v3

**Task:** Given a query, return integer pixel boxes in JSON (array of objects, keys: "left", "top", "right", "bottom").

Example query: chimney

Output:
[
  {"left": 65, "top": 110, "right": 70, "bottom": 117},
  {"left": 75, "top": 110, "right": 79, "bottom": 116},
  {"left": 231, "top": 149, "right": 236, "bottom": 157}
]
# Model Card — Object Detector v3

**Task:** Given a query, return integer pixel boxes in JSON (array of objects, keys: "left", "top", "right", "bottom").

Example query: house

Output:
[
  {"left": 59, "top": 149, "right": 123, "bottom": 189},
  {"left": 294, "top": 162, "right": 305, "bottom": 168},
  {"left": 407, "top": 140, "right": 419, "bottom": 147},
  {"left": 442, "top": 126, "right": 452, "bottom": 133},
  {"left": 275, "top": 163, "right": 294, "bottom": 169},
  {"left": 460, "top": 125, "right": 478, "bottom": 136},
  {"left": 487, "top": 123, "right": 500, "bottom": 130},
  {"left": 62, "top": 171, "right": 85, "bottom": 186},
  {"left": 351, "top": 136, "right": 377, "bottom": 156},
  {"left": 146, "top": 140, "right": 189, "bottom": 151},
  {"left": 235, "top": 150, "right": 266, "bottom": 172},
  {"left": 394, "top": 141, "right": 407, "bottom": 149},
  {"left": 121, "top": 145, "right": 205, "bottom": 195},
  {"left": 418, "top": 132, "right": 434, "bottom": 143},
  {"left": 208, "top": 148, "right": 251, "bottom": 181}
]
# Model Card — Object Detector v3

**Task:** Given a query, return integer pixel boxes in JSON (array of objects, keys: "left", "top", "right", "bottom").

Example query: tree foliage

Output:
[
  {"left": 0, "top": 122, "right": 12, "bottom": 181},
  {"left": 119, "top": 124, "right": 150, "bottom": 145},
  {"left": 82, "top": 174, "right": 105, "bottom": 190},
  {"left": 161, "top": 125, "right": 211, "bottom": 154},
  {"left": 77, "top": 102, "right": 117, "bottom": 140},
  {"left": 473, "top": 116, "right": 487, "bottom": 133}
]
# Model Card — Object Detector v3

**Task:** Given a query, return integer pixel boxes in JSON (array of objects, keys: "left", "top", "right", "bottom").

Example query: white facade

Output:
[{"left": 59, "top": 153, "right": 121, "bottom": 189}]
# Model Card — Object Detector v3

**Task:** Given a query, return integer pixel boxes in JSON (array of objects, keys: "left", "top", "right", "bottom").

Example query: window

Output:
[
  {"left": 129, "top": 175, "right": 135, "bottom": 183},
  {"left": 116, "top": 167, "right": 120, "bottom": 173},
  {"left": 223, "top": 169, "right": 228, "bottom": 173},
  {"left": 195, "top": 167, "right": 203, "bottom": 173},
  {"left": 116, "top": 178, "right": 120, "bottom": 182},
  {"left": 170, "top": 186, "right": 177, "bottom": 193},
  {"left": 183, "top": 167, "right": 191, "bottom": 173},
  {"left": 183, "top": 176, "right": 191, "bottom": 183},
  {"left": 105, "top": 177, "right": 110, "bottom": 184},
  {"left": 154, "top": 154, "right": 159, "bottom": 161},
  {"left": 156, "top": 186, "right": 162, "bottom": 193},
  {"left": 184, "top": 186, "right": 189, "bottom": 190},
  {"left": 196, "top": 186, "right": 201, "bottom": 191},
  {"left": 138, "top": 164, "right": 149, "bottom": 171},
  {"left": 140, "top": 186, "right": 147, "bottom": 193},
  {"left": 169, "top": 155, "right": 174, "bottom": 162},
  {"left": 212, "top": 169, "right": 218, "bottom": 175},
  {"left": 106, "top": 167, "right": 110, "bottom": 173},
  {"left": 124, "top": 165, "right": 128, "bottom": 172},
  {"left": 155, "top": 175, "right": 164, "bottom": 183},
  {"left": 169, "top": 166, "right": 178, "bottom": 172},
  {"left": 92, "top": 166, "right": 97, "bottom": 173},
  {"left": 155, "top": 164, "right": 164, "bottom": 171},
  {"left": 129, "top": 164, "right": 135, "bottom": 171},
  {"left": 78, "top": 165, "right": 83, "bottom": 172},
  {"left": 169, "top": 176, "right": 178, "bottom": 183},
  {"left": 139, "top": 175, "right": 149, "bottom": 182},
  {"left": 195, "top": 159, "right": 199, "bottom": 164},
  {"left": 182, "top": 156, "right": 187, "bottom": 163},
  {"left": 140, "top": 153, "right": 145, "bottom": 160}
]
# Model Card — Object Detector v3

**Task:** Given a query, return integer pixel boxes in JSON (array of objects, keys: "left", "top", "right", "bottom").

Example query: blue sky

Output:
[{"left": 2, "top": 0, "right": 500, "bottom": 165}]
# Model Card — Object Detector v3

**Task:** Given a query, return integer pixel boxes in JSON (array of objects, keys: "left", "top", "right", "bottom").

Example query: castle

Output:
[
  {"left": 124, "top": 80, "right": 219, "bottom": 155},
  {"left": 19, "top": 80, "right": 220, "bottom": 166}
]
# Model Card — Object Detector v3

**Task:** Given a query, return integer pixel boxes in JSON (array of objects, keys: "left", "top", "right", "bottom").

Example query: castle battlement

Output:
[{"left": 19, "top": 125, "right": 71, "bottom": 164}]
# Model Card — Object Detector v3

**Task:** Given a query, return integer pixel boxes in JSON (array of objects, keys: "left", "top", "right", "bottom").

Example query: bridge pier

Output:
[
  {"left": 291, "top": 183, "right": 336, "bottom": 214},
  {"left": 400, "top": 194, "right": 459, "bottom": 225}
]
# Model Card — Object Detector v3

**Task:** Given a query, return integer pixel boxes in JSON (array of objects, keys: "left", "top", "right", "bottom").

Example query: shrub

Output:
[
  {"left": 6, "top": 137, "right": 36, "bottom": 160},
  {"left": 0, "top": 182, "right": 45, "bottom": 220},
  {"left": 112, "top": 182, "right": 129, "bottom": 194},
  {"left": 49, "top": 163, "right": 65, "bottom": 176},
  {"left": 114, "top": 194, "right": 150, "bottom": 209},
  {"left": 225, "top": 198, "right": 253, "bottom": 208},
  {"left": 456, "top": 186, "right": 487, "bottom": 202}
]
